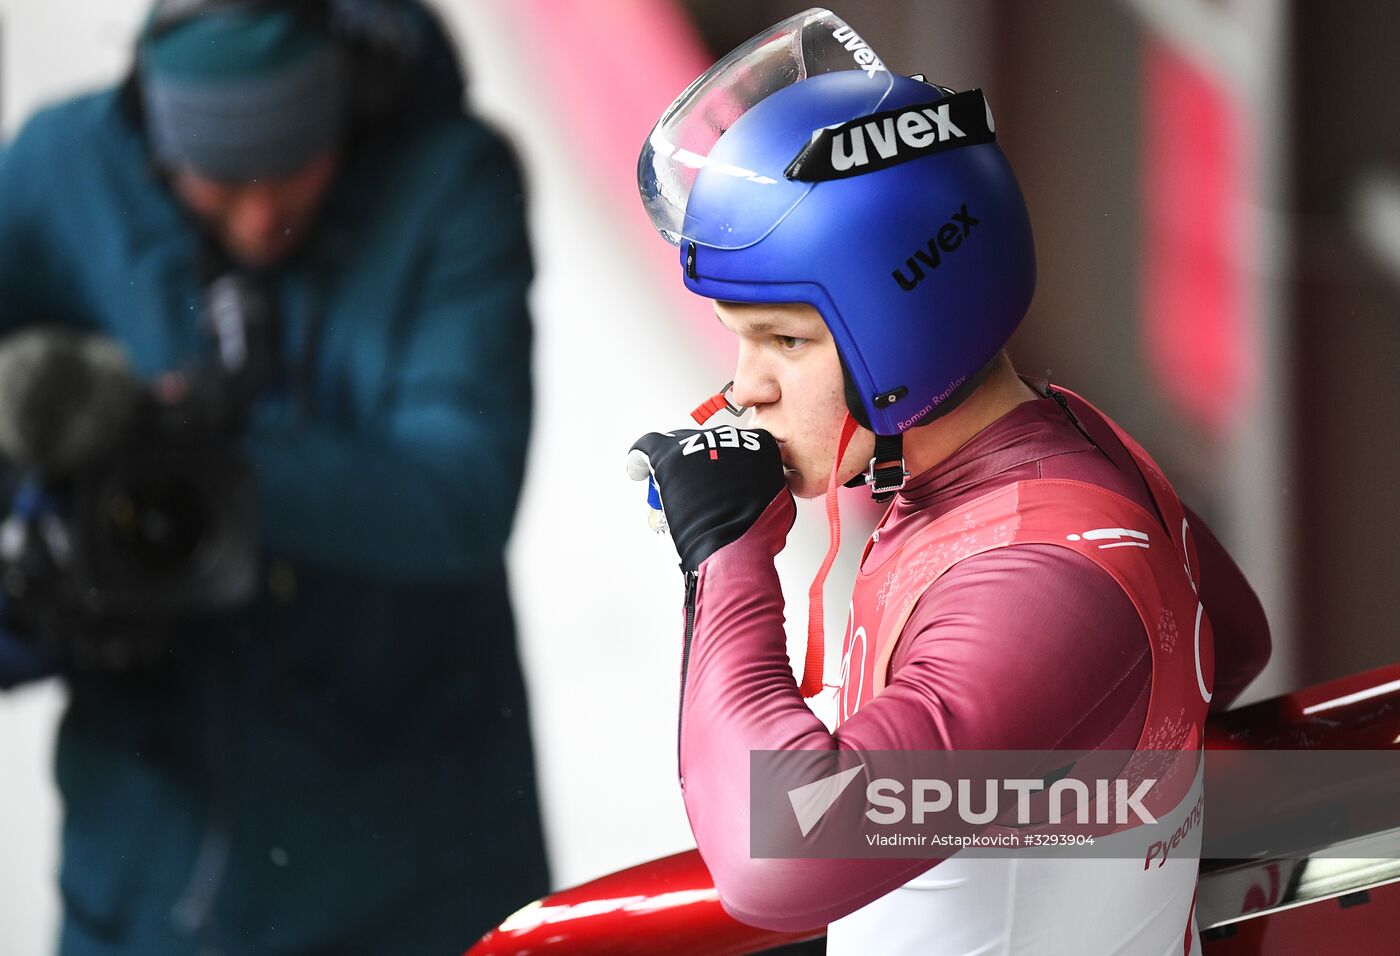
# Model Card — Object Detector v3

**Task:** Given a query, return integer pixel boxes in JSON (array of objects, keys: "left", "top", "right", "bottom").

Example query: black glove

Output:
[{"left": 628, "top": 425, "right": 790, "bottom": 573}]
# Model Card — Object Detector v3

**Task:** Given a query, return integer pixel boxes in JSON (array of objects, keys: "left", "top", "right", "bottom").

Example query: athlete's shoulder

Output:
[{"left": 890, "top": 541, "right": 1151, "bottom": 748}]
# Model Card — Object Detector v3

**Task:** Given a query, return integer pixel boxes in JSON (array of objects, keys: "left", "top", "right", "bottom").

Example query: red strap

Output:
[
  {"left": 800, "top": 413, "right": 858, "bottom": 698},
  {"left": 690, "top": 392, "right": 728, "bottom": 425}
]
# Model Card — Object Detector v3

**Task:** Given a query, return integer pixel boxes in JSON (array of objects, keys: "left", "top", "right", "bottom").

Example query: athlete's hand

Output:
[{"left": 627, "top": 424, "right": 791, "bottom": 572}]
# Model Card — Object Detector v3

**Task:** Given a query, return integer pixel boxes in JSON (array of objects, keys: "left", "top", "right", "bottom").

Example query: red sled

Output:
[{"left": 467, "top": 663, "right": 1400, "bottom": 956}]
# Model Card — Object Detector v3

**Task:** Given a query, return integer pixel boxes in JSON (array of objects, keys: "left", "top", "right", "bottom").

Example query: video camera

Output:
[{"left": 0, "top": 273, "right": 277, "bottom": 670}]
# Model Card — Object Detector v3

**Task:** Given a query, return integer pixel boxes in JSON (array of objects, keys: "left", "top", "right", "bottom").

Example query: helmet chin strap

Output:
[
  {"left": 800, "top": 412, "right": 858, "bottom": 697},
  {"left": 861, "top": 432, "right": 909, "bottom": 502},
  {"left": 799, "top": 414, "right": 905, "bottom": 697}
]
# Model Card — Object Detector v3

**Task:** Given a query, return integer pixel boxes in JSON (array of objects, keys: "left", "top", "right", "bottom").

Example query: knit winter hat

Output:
[{"left": 138, "top": 5, "right": 347, "bottom": 180}]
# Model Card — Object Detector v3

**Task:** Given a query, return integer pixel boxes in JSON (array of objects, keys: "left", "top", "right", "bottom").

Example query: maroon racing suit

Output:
[{"left": 675, "top": 381, "right": 1271, "bottom": 947}]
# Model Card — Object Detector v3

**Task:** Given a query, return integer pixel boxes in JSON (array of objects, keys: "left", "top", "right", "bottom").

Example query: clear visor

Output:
[{"left": 638, "top": 8, "right": 893, "bottom": 249}]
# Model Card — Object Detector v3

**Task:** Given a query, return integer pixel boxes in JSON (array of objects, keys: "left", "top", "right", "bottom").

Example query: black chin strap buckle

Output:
[
  {"left": 861, "top": 432, "right": 907, "bottom": 502},
  {"left": 863, "top": 457, "right": 908, "bottom": 501}
]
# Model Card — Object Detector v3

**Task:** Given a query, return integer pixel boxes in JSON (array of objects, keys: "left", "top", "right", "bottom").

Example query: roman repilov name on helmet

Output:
[
  {"left": 892, "top": 204, "right": 980, "bottom": 292},
  {"left": 898, "top": 374, "right": 968, "bottom": 431}
]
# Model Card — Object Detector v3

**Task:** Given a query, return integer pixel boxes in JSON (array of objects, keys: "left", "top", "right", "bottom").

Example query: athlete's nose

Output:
[{"left": 730, "top": 345, "right": 779, "bottom": 409}]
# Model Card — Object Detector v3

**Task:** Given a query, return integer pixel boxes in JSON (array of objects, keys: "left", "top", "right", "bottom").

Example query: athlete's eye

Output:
[{"left": 774, "top": 334, "right": 808, "bottom": 351}]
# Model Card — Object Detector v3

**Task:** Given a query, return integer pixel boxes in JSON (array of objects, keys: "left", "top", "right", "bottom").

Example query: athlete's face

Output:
[{"left": 717, "top": 301, "right": 875, "bottom": 499}]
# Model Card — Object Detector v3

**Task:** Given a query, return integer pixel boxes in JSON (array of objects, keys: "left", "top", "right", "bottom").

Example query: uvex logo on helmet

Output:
[
  {"left": 893, "top": 204, "right": 979, "bottom": 292},
  {"left": 831, "top": 103, "right": 964, "bottom": 173},
  {"left": 784, "top": 90, "right": 996, "bottom": 185},
  {"left": 831, "top": 24, "right": 887, "bottom": 79}
]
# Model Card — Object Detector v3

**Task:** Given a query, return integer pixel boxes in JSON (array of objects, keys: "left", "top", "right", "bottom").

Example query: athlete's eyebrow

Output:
[{"left": 712, "top": 312, "right": 789, "bottom": 336}]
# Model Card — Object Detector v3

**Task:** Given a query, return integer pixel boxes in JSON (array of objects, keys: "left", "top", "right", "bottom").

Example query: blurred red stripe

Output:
[
  {"left": 1141, "top": 39, "right": 1252, "bottom": 436},
  {"left": 504, "top": 0, "right": 729, "bottom": 357}
]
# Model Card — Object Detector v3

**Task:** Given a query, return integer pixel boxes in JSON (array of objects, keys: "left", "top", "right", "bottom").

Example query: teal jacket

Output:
[{"left": 0, "top": 30, "right": 548, "bottom": 956}]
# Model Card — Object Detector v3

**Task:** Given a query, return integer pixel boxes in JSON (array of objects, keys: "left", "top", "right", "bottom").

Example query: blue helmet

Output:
[{"left": 639, "top": 9, "right": 1035, "bottom": 436}]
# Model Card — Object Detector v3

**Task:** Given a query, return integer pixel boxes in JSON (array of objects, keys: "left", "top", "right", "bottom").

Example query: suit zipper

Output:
[
  {"left": 677, "top": 570, "right": 698, "bottom": 782},
  {"left": 1046, "top": 385, "right": 1100, "bottom": 449}
]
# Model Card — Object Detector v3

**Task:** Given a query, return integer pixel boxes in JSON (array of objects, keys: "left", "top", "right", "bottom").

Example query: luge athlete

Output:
[{"left": 627, "top": 10, "right": 1271, "bottom": 956}]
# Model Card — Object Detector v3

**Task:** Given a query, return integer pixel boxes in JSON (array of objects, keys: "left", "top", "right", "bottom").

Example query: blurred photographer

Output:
[{"left": 0, "top": 1, "right": 548, "bottom": 953}]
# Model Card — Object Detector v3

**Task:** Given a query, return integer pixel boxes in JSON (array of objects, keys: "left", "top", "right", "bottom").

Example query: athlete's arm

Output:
[
  {"left": 679, "top": 503, "right": 1150, "bottom": 932},
  {"left": 1183, "top": 504, "right": 1272, "bottom": 711}
]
